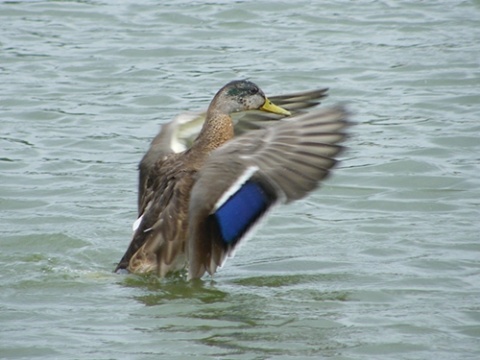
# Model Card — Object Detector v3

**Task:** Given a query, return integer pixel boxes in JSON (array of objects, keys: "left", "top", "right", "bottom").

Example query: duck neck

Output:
[{"left": 191, "top": 108, "right": 234, "bottom": 153}]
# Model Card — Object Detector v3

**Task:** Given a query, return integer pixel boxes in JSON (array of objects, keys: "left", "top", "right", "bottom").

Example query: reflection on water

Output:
[
  {"left": 123, "top": 275, "right": 229, "bottom": 306},
  {"left": 120, "top": 272, "right": 352, "bottom": 357}
]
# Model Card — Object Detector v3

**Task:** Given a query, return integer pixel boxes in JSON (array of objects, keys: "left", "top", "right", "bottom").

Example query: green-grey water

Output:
[{"left": 1, "top": 1, "right": 479, "bottom": 359}]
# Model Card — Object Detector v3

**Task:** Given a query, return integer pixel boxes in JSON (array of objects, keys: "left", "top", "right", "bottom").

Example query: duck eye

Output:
[{"left": 249, "top": 87, "right": 259, "bottom": 95}]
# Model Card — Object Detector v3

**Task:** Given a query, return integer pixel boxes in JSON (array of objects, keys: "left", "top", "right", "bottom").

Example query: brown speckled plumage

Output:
[{"left": 115, "top": 80, "right": 351, "bottom": 279}]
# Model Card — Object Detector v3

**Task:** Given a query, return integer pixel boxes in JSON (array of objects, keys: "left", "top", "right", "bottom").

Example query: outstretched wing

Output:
[
  {"left": 187, "top": 106, "right": 351, "bottom": 279},
  {"left": 231, "top": 88, "right": 329, "bottom": 135}
]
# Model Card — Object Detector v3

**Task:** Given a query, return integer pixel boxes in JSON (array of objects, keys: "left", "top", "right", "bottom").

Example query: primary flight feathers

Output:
[{"left": 115, "top": 80, "right": 351, "bottom": 279}]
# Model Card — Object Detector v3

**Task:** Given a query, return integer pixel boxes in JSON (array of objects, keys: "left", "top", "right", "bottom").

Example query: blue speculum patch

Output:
[{"left": 214, "top": 181, "right": 269, "bottom": 245}]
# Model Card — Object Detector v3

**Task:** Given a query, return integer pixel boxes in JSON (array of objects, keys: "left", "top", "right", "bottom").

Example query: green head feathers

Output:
[{"left": 225, "top": 80, "right": 262, "bottom": 98}]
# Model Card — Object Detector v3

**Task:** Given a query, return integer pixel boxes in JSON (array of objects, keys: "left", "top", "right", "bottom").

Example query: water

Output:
[{"left": 1, "top": 0, "right": 479, "bottom": 359}]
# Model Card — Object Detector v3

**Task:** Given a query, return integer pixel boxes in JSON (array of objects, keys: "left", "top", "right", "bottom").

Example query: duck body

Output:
[
  {"left": 115, "top": 80, "right": 350, "bottom": 279},
  {"left": 115, "top": 80, "right": 291, "bottom": 277}
]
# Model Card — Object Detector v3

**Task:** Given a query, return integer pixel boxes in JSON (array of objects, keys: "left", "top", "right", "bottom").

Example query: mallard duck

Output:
[
  {"left": 115, "top": 80, "right": 350, "bottom": 279},
  {"left": 136, "top": 87, "right": 328, "bottom": 213}
]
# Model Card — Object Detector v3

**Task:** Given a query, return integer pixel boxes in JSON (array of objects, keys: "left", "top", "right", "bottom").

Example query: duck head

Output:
[{"left": 208, "top": 80, "right": 291, "bottom": 116}]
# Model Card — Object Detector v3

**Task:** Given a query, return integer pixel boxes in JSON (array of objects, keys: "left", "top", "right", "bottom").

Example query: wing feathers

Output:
[{"left": 187, "top": 106, "right": 351, "bottom": 279}]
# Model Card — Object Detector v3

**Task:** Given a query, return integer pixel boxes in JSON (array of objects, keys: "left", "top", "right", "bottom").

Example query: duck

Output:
[
  {"left": 114, "top": 80, "right": 350, "bottom": 279},
  {"left": 136, "top": 86, "right": 329, "bottom": 213}
]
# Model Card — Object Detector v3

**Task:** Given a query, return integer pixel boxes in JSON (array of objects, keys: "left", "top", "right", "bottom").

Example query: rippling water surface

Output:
[{"left": 1, "top": 1, "right": 479, "bottom": 359}]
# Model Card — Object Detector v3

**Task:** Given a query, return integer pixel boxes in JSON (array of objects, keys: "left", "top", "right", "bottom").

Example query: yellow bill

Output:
[{"left": 260, "top": 97, "right": 291, "bottom": 116}]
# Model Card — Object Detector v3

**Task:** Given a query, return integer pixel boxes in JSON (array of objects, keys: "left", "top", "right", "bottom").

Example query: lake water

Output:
[{"left": 1, "top": 1, "right": 479, "bottom": 359}]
